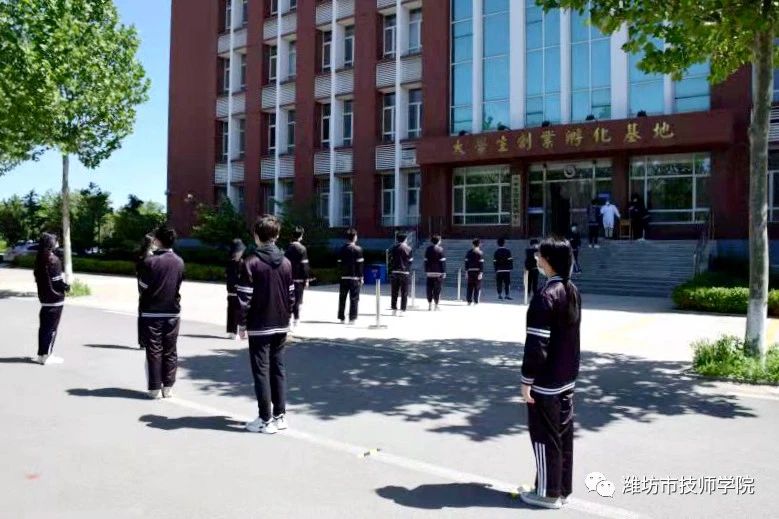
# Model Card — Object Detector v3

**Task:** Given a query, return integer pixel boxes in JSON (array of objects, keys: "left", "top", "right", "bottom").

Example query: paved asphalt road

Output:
[{"left": 1, "top": 296, "right": 778, "bottom": 518}]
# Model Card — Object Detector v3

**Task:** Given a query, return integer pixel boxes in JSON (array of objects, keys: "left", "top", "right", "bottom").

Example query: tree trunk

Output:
[
  {"left": 746, "top": 29, "right": 774, "bottom": 365},
  {"left": 61, "top": 153, "right": 73, "bottom": 283}
]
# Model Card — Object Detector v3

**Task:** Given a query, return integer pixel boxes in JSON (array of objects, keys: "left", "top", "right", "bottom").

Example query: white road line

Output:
[{"left": 165, "top": 396, "right": 649, "bottom": 519}]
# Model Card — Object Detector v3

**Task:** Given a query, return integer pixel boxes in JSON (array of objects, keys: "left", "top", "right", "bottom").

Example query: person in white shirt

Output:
[{"left": 600, "top": 201, "right": 621, "bottom": 239}]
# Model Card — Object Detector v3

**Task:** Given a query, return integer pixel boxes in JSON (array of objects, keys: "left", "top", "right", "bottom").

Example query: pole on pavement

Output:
[
  {"left": 457, "top": 268, "right": 462, "bottom": 302},
  {"left": 410, "top": 271, "right": 417, "bottom": 309},
  {"left": 369, "top": 278, "right": 387, "bottom": 329}
]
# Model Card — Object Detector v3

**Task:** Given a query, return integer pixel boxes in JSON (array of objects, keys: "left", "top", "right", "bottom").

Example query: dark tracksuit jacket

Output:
[
  {"left": 226, "top": 258, "right": 243, "bottom": 333},
  {"left": 337, "top": 242, "right": 364, "bottom": 322},
  {"left": 424, "top": 244, "right": 446, "bottom": 304},
  {"left": 389, "top": 242, "right": 413, "bottom": 311},
  {"left": 34, "top": 253, "right": 70, "bottom": 356},
  {"left": 494, "top": 246, "right": 514, "bottom": 297},
  {"left": 521, "top": 275, "right": 581, "bottom": 499},
  {"left": 464, "top": 248, "right": 484, "bottom": 304},
  {"left": 285, "top": 241, "right": 311, "bottom": 320},
  {"left": 525, "top": 247, "right": 540, "bottom": 297},
  {"left": 138, "top": 249, "right": 185, "bottom": 390}
]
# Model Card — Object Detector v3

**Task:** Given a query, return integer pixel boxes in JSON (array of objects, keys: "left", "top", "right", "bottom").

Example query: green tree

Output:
[
  {"left": 192, "top": 198, "right": 250, "bottom": 247},
  {"left": 539, "top": 0, "right": 777, "bottom": 364},
  {"left": 0, "top": 196, "right": 27, "bottom": 245},
  {"left": 0, "top": 0, "right": 150, "bottom": 281},
  {"left": 72, "top": 182, "right": 112, "bottom": 252},
  {"left": 107, "top": 195, "right": 165, "bottom": 255},
  {"left": 22, "top": 190, "right": 43, "bottom": 240}
]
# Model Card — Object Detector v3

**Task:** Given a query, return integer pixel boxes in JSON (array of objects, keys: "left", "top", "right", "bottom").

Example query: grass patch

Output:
[
  {"left": 66, "top": 279, "right": 92, "bottom": 297},
  {"left": 673, "top": 273, "right": 779, "bottom": 316},
  {"left": 692, "top": 335, "right": 779, "bottom": 384}
]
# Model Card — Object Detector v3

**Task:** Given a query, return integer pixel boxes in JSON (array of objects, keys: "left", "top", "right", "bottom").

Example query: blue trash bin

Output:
[{"left": 365, "top": 263, "right": 387, "bottom": 284}]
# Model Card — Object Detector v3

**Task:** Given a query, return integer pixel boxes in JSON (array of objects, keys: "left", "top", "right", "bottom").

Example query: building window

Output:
[
  {"left": 450, "top": 0, "right": 473, "bottom": 134},
  {"left": 268, "top": 45, "right": 277, "bottom": 82},
  {"left": 675, "top": 62, "right": 710, "bottom": 113},
  {"left": 322, "top": 31, "right": 332, "bottom": 72},
  {"left": 317, "top": 179, "right": 330, "bottom": 220},
  {"left": 408, "top": 89, "right": 423, "bottom": 139},
  {"left": 220, "top": 121, "right": 229, "bottom": 162},
  {"left": 268, "top": 112, "right": 276, "bottom": 154},
  {"left": 287, "top": 110, "right": 296, "bottom": 152},
  {"left": 629, "top": 38, "right": 665, "bottom": 116},
  {"left": 280, "top": 180, "right": 294, "bottom": 208},
  {"left": 382, "top": 93, "right": 396, "bottom": 142},
  {"left": 383, "top": 14, "right": 397, "bottom": 59},
  {"left": 381, "top": 175, "right": 395, "bottom": 227},
  {"left": 225, "top": 0, "right": 232, "bottom": 31},
  {"left": 407, "top": 171, "right": 421, "bottom": 224},
  {"left": 774, "top": 69, "right": 779, "bottom": 103},
  {"left": 483, "top": 0, "right": 509, "bottom": 131},
  {"left": 571, "top": 4, "right": 611, "bottom": 122},
  {"left": 270, "top": 0, "right": 278, "bottom": 15},
  {"left": 526, "top": 1, "right": 561, "bottom": 127},
  {"left": 409, "top": 9, "right": 422, "bottom": 54},
  {"left": 288, "top": 41, "right": 297, "bottom": 80},
  {"left": 321, "top": 103, "right": 331, "bottom": 147},
  {"left": 343, "top": 100, "right": 353, "bottom": 146},
  {"left": 629, "top": 153, "right": 711, "bottom": 224},
  {"left": 242, "top": 0, "right": 248, "bottom": 25},
  {"left": 344, "top": 26, "right": 355, "bottom": 68},
  {"left": 769, "top": 153, "right": 779, "bottom": 222},
  {"left": 222, "top": 58, "right": 231, "bottom": 94},
  {"left": 289, "top": 0, "right": 297, "bottom": 10},
  {"left": 341, "top": 177, "right": 353, "bottom": 227},
  {"left": 452, "top": 165, "right": 511, "bottom": 225},
  {"left": 238, "top": 118, "right": 246, "bottom": 159},
  {"left": 239, "top": 54, "right": 247, "bottom": 90}
]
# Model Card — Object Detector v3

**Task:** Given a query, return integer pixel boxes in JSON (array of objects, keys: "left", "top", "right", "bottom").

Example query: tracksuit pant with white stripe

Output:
[
  {"left": 226, "top": 295, "right": 240, "bottom": 334},
  {"left": 338, "top": 279, "right": 360, "bottom": 322},
  {"left": 426, "top": 276, "right": 443, "bottom": 304},
  {"left": 391, "top": 273, "right": 410, "bottom": 311},
  {"left": 466, "top": 272, "right": 482, "bottom": 304},
  {"left": 292, "top": 282, "right": 306, "bottom": 320},
  {"left": 141, "top": 317, "right": 180, "bottom": 391},
  {"left": 527, "top": 389, "right": 574, "bottom": 499},
  {"left": 249, "top": 333, "right": 287, "bottom": 422},
  {"left": 38, "top": 305, "right": 63, "bottom": 357},
  {"left": 496, "top": 272, "right": 511, "bottom": 297}
]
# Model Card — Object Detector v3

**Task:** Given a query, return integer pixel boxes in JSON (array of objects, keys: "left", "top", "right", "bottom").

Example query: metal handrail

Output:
[{"left": 693, "top": 211, "right": 714, "bottom": 275}]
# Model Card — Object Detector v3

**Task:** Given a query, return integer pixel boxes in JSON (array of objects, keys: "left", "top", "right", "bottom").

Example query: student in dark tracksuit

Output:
[
  {"left": 519, "top": 238, "right": 581, "bottom": 510},
  {"left": 494, "top": 237, "right": 514, "bottom": 300},
  {"left": 137, "top": 226, "right": 185, "bottom": 400},
  {"left": 226, "top": 238, "right": 246, "bottom": 339},
  {"left": 34, "top": 233, "right": 70, "bottom": 365},
  {"left": 464, "top": 239, "right": 484, "bottom": 305},
  {"left": 285, "top": 227, "right": 311, "bottom": 327},
  {"left": 337, "top": 228, "right": 364, "bottom": 324},
  {"left": 566, "top": 225, "right": 582, "bottom": 275},
  {"left": 524, "top": 239, "right": 540, "bottom": 299},
  {"left": 424, "top": 235, "right": 446, "bottom": 311},
  {"left": 135, "top": 234, "right": 155, "bottom": 349},
  {"left": 389, "top": 232, "right": 413, "bottom": 316},
  {"left": 238, "top": 215, "right": 295, "bottom": 435},
  {"left": 587, "top": 199, "right": 600, "bottom": 248}
]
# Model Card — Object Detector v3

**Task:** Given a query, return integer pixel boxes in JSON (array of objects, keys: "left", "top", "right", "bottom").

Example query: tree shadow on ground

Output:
[
  {"left": 139, "top": 414, "right": 245, "bottom": 433},
  {"left": 179, "top": 337, "right": 757, "bottom": 442},
  {"left": 68, "top": 388, "right": 149, "bottom": 400},
  {"left": 0, "top": 290, "right": 36, "bottom": 299},
  {"left": 375, "top": 483, "right": 525, "bottom": 510},
  {"left": 83, "top": 344, "right": 140, "bottom": 351}
]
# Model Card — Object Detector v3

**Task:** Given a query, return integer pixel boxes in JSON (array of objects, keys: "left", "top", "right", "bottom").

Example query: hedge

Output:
[
  {"left": 692, "top": 335, "right": 779, "bottom": 384},
  {"left": 673, "top": 278, "right": 779, "bottom": 317}
]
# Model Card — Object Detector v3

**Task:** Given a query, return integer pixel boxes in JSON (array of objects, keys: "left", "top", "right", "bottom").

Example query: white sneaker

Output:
[
  {"left": 227, "top": 333, "right": 236, "bottom": 340},
  {"left": 561, "top": 496, "right": 570, "bottom": 505},
  {"left": 274, "top": 414, "right": 288, "bottom": 431},
  {"left": 245, "top": 417, "right": 278, "bottom": 434},
  {"left": 162, "top": 387, "right": 173, "bottom": 398},
  {"left": 519, "top": 491, "right": 562, "bottom": 509},
  {"left": 428, "top": 303, "right": 433, "bottom": 311},
  {"left": 38, "top": 355, "right": 64, "bottom": 365},
  {"left": 435, "top": 304, "right": 440, "bottom": 311},
  {"left": 392, "top": 310, "right": 398, "bottom": 317},
  {"left": 294, "top": 319, "right": 300, "bottom": 328},
  {"left": 398, "top": 311, "right": 405, "bottom": 318},
  {"left": 148, "top": 389, "right": 162, "bottom": 400},
  {"left": 347, "top": 320, "right": 356, "bottom": 326}
]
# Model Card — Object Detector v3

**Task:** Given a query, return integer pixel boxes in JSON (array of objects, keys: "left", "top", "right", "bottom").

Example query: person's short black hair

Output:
[
  {"left": 472, "top": 238, "right": 480, "bottom": 247},
  {"left": 497, "top": 237, "right": 506, "bottom": 246},
  {"left": 346, "top": 228, "right": 358, "bottom": 242},
  {"left": 154, "top": 226, "right": 177, "bottom": 249},
  {"left": 431, "top": 234, "right": 441, "bottom": 245},
  {"left": 539, "top": 238, "right": 573, "bottom": 279},
  {"left": 229, "top": 238, "right": 246, "bottom": 258},
  {"left": 396, "top": 232, "right": 407, "bottom": 243},
  {"left": 292, "top": 226, "right": 304, "bottom": 241},
  {"left": 254, "top": 214, "right": 281, "bottom": 242},
  {"left": 530, "top": 238, "right": 540, "bottom": 246}
]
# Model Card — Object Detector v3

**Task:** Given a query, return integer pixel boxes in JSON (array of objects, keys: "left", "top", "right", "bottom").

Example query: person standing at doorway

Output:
[
  {"left": 464, "top": 239, "right": 484, "bottom": 305},
  {"left": 586, "top": 199, "right": 600, "bottom": 248},
  {"left": 494, "top": 238, "right": 514, "bottom": 300},
  {"left": 566, "top": 225, "right": 582, "bottom": 274},
  {"left": 424, "top": 235, "right": 446, "bottom": 311},
  {"left": 389, "top": 232, "right": 413, "bottom": 316},
  {"left": 138, "top": 226, "right": 185, "bottom": 399},
  {"left": 600, "top": 200, "right": 621, "bottom": 239},
  {"left": 238, "top": 215, "right": 295, "bottom": 434},
  {"left": 34, "top": 232, "right": 70, "bottom": 365},
  {"left": 337, "top": 228, "right": 364, "bottom": 324},
  {"left": 226, "top": 238, "right": 246, "bottom": 340},
  {"left": 519, "top": 237, "right": 581, "bottom": 509},
  {"left": 524, "top": 239, "right": 541, "bottom": 301},
  {"left": 285, "top": 227, "right": 312, "bottom": 327},
  {"left": 629, "top": 193, "right": 649, "bottom": 241}
]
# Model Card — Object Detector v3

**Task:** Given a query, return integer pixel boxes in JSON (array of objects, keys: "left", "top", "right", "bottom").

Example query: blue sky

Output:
[{"left": 0, "top": 0, "right": 171, "bottom": 208}]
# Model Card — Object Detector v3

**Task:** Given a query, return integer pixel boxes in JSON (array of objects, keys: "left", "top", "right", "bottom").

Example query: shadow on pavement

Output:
[
  {"left": 0, "top": 357, "right": 35, "bottom": 364},
  {"left": 178, "top": 337, "right": 757, "bottom": 441},
  {"left": 0, "top": 290, "right": 36, "bottom": 299},
  {"left": 180, "top": 334, "right": 231, "bottom": 340},
  {"left": 68, "top": 388, "right": 149, "bottom": 400},
  {"left": 375, "top": 483, "right": 524, "bottom": 510},
  {"left": 84, "top": 344, "right": 141, "bottom": 351},
  {"left": 139, "top": 414, "right": 245, "bottom": 433}
]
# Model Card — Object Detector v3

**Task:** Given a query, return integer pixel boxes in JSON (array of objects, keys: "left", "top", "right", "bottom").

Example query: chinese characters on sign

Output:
[
  {"left": 622, "top": 476, "right": 755, "bottom": 496},
  {"left": 511, "top": 174, "right": 522, "bottom": 228},
  {"left": 451, "top": 121, "right": 677, "bottom": 157}
]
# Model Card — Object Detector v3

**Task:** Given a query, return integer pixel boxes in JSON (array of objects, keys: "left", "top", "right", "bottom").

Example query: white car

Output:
[{"left": 3, "top": 241, "right": 39, "bottom": 262}]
